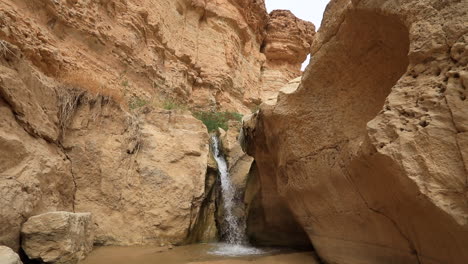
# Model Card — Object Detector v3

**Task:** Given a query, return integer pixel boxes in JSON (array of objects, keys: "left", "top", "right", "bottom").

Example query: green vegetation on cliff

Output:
[{"left": 192, "top": 111, "right": 243, "bottom": 132}]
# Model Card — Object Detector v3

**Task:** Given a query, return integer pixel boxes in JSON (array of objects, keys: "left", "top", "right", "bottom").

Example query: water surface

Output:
[{"left": 79, "top": 244, "right": 317, "bottom": 264}]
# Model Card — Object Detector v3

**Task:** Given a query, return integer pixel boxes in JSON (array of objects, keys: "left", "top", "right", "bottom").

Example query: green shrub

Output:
[
  {"left": 193, "top": 111, "right": 243, "bottom": 132},
  {"left": 121, "top": 80, "right": 129, "bottom": 87},
  {"left": 129, "top": 96, "right": 148, "bottom": 110},
  {"left": 162, "top": 99, "right": 184, "bottom": 110}
]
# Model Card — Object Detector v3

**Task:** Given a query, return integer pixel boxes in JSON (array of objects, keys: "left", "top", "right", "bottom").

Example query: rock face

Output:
[
  {"left": 63, "top": 104, "right": 210, "bottom": 245},
  {"left": 0, "top": 43, "right": 210, "bottom": 248},
  {"left": 0, "top": 246, "right": 22, "bottom": 264},
  {"left": 0, "top": 0, "right": 312, "bottom": 113},
  {"left": 185, "top": 165, "right": 219, "bottom": 244},
  {"left": 261, "top": 11, "right": 315, "bottom": 102},
  {"left": 0, "top": 0, "right": 315, "bottom": 253},
  {"left": 219, "top": 121, "right": 255, "bottom": 189},
  {"left": 21, "top": 212, "right": 93, "bottom": 264},
  {"left": 244, "top": 0, "right": 468, "bottom": 263},
  {"left": 242, "top": 80, "right": 312, "bottom": 248},
  {"left": 0, "top": 54, "right": 75, "bottom": 251}
]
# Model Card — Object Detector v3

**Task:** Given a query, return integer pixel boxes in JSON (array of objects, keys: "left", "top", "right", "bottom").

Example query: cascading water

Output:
[
  {"left": 211, "top": 135, "right": 246, "bottom": 244},
  {"left": 209, "top": 134, "right": 263, "bottom": 257}
]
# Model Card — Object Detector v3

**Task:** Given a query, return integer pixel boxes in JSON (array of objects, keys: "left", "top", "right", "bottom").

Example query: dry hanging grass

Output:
[
  {"left": 57, "top": 87, "right": 82, "bottom": 137},
  {"left": 56, "top": 70, "right": 127, "bottom": 138},
  {"left": 60, "top": 71, "right": 126, "bottom": 106},
  {"left": 0, "top": 40, "right": 15, "bottom": 58}
]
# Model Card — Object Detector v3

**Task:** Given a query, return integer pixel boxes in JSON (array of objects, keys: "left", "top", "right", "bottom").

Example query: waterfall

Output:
[
  {"left": 210, "top": 135, "right": 246, "bottom": 245},
  {"left": 209, "top": 134, "right": 263, "bottom": 257}
]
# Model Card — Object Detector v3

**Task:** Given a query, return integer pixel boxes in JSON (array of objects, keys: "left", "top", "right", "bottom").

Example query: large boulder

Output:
[
  {"left": 0, "top": 246, "right": 22, "bottom": 264},
  {"left": 62, "top": 104, "right": 210, "bottom": 246},
  {"left": 21, "top": 212, "right": 93, "bottom": 264}
]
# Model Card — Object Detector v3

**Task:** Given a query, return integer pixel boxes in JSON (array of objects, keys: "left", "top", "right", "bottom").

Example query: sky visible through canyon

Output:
[{"left": 265, "top": 0, "right": 330, "bottom": 69}]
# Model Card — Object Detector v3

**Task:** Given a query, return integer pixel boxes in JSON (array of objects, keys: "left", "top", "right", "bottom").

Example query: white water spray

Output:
[
  {"left": 211, "top": 135, "right": 246, "bottom": 244},
  {"left": 209, "top": 135, "right": 263, "bottom": 256}
]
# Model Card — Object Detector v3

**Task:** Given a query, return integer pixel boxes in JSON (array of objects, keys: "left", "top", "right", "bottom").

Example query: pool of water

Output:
[{"left": 79, "top": 243, "right": 317, "bottom": 264}]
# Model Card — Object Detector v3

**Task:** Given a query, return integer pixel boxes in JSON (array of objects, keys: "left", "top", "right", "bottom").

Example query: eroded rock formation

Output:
[
  {"left": 261, "top": 11, "right": 315, "bottom": 101},
  {"left": 244, "top": 0, "right": 468, "bottom": 263},
  {"left": 65, "top": 105, "right": 210, "bottom": 245},
  {"left": 242, "top": 79, "right": 312, "bottom": 248},
  {"left": 0, "top": 0, "right": 312, "bottom": 113},
  {"left": 0, "top": 44, "right": 210, "bottom": 249},
  {"left": 0, "top": 0, "right": 314, "bottom": 254},
  {"left": 0, "top": 58, "right": 75, "bottom": 250}
]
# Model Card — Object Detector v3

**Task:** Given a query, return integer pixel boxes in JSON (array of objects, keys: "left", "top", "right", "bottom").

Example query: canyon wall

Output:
[
  {"left": 0, "top": 46, "right": 211, "bottom": 248},
  {"left": 244, "top": 0, "right": 468, "bottom": 263},
  {"left": 0, "top": 0, "right": 312, "bottom": 114},
  {"left": 0, "top": 0, "right": 314, "bottom": 253}
]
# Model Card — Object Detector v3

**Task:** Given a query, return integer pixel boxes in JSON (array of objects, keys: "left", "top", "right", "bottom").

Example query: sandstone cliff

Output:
[
  {"left": 261, "top": 10, "right": 315, "bottom": 102},
  {"left": 0, "top": 45, "right": 211, "bottom": 248},
  {"left": 0, "top": 0, "right": 315, "bottom": 253},
  {"left": 244, "top": 0, "right": 468, "bottom": 263},
  {"left": 0, "top": 0, "right": 313, "bottom": 114}
]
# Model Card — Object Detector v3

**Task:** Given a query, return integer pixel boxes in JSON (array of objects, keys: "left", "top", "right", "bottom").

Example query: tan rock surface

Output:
[
  {"left": 244, "top": 0, "right": 468, "bottom": 263},
  {"left": 62, "top": 103, "right": 210, "bottom": 245},
  {"left": 220, "top": 121, "right": 254, "bottom": 188},
  {"left": 260, "top": 10, "right": 315, "bottom": 102},
  {"left": 241, "top": 111, "right": 311, "bottom": 248},
  {"left": 21, "top": 212, "right": 93, "bottom": 264},
  {"left": 0, "top": 0, "right": 294, "bottom": 113},
  {"left": 0, "top": 44, "right": 209, "bottom": 248},
  {"left": 0, "top": 246, "right": 22, "bottom": 264},
  {"left": 0, "top": 51, "right": 74, "bottom": 251},
  {"left": 0, "top": 0, "right": 316, "bottom": 253}
]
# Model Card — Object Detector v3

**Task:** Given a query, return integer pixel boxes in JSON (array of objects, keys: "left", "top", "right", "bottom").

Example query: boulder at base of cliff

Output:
[
  {"left": 0, "top": 246, "right": 22, "bottom": 264},
  {"left": 21, "top": 212, "right": 93, "bottom": 264}
]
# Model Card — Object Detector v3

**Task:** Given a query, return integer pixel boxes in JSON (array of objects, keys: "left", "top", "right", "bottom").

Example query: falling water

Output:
[
  {"left": 209, "top": 135, "right": 263, "bottom": 256},
  {"left": 211, "top": 135, "right": 246, "bottom": 244}
]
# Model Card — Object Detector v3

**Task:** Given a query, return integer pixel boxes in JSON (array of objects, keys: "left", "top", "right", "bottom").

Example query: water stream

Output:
[
  {"left": 211, "top": 135, "right": 246, "bottom": 244},
  {"left": 78, "top": 135, "right": 313, "bottom": 263},
  {"left": 209, "top": 135, "right": 262, "bottom": 256}
]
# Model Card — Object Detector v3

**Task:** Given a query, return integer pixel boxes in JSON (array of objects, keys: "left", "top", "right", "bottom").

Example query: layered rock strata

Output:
[
  {"left": 0, "top": 0, "right": 315, "bottom": 254},
  {"left": 0, "top": 0, "right": 313, "bottom": 113},
  {"left": 0, "top": 44, "right": 210, "bottom": 249},
  {"left": 260, "top": 10, "right": 315, "bottom": 101},
  {"left": 244, "top": 0, "right": 468, "bottom": 263},
  {"left": 0, "top": 52, "right": 75, "bottom": 250}
]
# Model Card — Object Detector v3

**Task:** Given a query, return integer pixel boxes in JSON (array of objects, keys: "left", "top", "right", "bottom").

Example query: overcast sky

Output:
[{"left": 265, "top": 0, "right": 330, "bottom": 69}]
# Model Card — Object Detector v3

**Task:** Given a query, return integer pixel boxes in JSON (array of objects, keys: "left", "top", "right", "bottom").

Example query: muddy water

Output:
[{"left": 79, "top": 244, "right": 318, "bottom": 264}]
